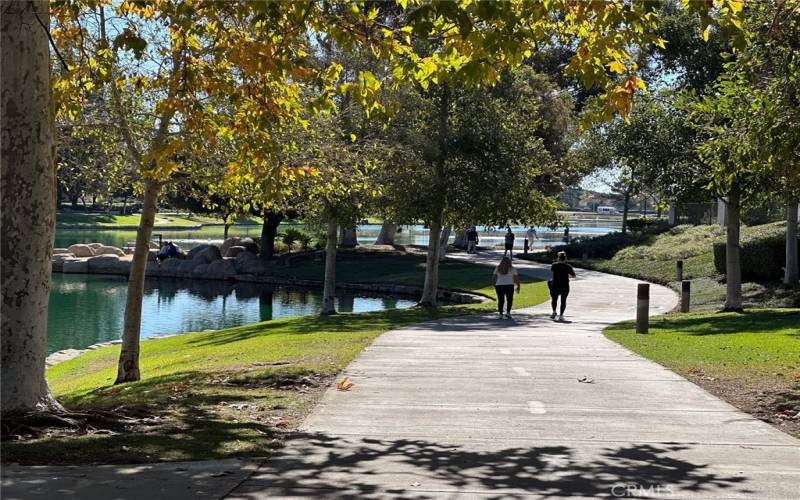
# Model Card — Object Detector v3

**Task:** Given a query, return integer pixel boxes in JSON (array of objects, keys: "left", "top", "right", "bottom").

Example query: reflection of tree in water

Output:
[
  {"left": 48, "top": 274, "right": 128, "bottom": 353},
  {"left": 338, "top": 293, "right": 356, "bottom": 313},
  {"left": 381, "top": 297, "right": 399, "bottom": 310},
  {"left": 258, "top": 288, "right": 274, "bottom": 322}
]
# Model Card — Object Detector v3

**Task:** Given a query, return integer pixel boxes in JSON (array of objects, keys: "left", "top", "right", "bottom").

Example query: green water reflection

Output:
[{"left": 47, "top": 274, "right": 416, "bottom": 354}]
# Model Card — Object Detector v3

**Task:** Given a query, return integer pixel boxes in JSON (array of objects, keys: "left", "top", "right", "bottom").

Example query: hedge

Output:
[{"left": 713, "top": 221, "right": 799, "bottom": 281}]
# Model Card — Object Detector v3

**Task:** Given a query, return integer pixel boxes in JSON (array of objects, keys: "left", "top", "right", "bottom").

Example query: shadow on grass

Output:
[
  {"left": 3, "top": 369, "right": 312, "bottom": 465},
  {"left": 230, "top": 432, "right": 753, "bottom": 499},
  {"left": 612, "top": 310, "right": 800, "bottom": 336}
]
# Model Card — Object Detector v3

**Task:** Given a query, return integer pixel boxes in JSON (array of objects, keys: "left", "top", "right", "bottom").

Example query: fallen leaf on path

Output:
[
  {"left": 336, "top": 377, "right": 354, "bottom": 391},
  {"left": 577, "top": 376, "right": 594, "bottom": 384}
]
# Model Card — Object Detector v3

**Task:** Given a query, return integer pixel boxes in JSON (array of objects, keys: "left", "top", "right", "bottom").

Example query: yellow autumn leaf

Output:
[{"left": 608, "top": 60, "right": 626, "bottom": 74}]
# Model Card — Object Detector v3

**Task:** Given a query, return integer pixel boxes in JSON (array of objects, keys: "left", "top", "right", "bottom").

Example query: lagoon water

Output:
[{"left": 48, "top": 274, "right": 416, "bottom": 354}]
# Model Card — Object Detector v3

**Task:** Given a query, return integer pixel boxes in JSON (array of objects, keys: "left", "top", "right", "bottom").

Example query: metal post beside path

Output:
[
  {"left": 636, "top": 283, "right": 649, "bottom": 334},
  {"left": 676, "top": 260, "right": 684, "bottom": 282},
  {"left": 681, "top": 280, "right": 691, "bottom": 313}
]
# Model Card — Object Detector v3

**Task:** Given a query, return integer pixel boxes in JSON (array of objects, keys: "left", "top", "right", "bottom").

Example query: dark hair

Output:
[
  {"left": 498, "top": 256, "right": 512, "bottom": 274},
  {"left": 557, "top": 251, "right": 567, "bottom": 262}
]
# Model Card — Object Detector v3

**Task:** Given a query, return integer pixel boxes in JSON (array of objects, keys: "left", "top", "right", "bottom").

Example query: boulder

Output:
[
  {"left": 52, "top": 248, "right": 71, "bottom": 255},
  {"left": 234, "top": 251, "right": 266, "bottom": 274},
  {"left": 52, "top": 255, "right": 78, "bottom": 272},
  {"left": 148, "top": 249, "right": 159, "bottom": 261},
  {"left": 145, "top": 259, "right": 160, "bottom": 277},
  {"left": 207, "top": 259, "right": 237, "bottom": 279},
  {"left": 149, "top": 241, "right": 160, "bottom": 249},
  {"left": 224, "top": 245, "right": 246, "bottom": 258},
  {"left": 63, "top": 260, "right": 88, "bottom": 273},
  {"left": 87, "top": 255, "right": 126, "bottom": 274},
  {"left": 176, "top": 259, "right": 198, "bottom": 278},
  {"left": 68, "top": 244, "right": 95, "bottom": 257},
  {"left": 159, "top": 258, "right": 182, "bottom": 277},
  {"left": 88, "top": 243, "right": 104, "bottom": 250},
  {"left": 192, "top": 263, "right": 209, "bottom": 277},
  {"left": 97, "top": 245, "right": 125, "bottom": 257},
  {"left": 221, "top": 237, "right": 259, "bottom": 256},
  {"left": 188, "top": 244, "right": 222, "bottom": 263}
]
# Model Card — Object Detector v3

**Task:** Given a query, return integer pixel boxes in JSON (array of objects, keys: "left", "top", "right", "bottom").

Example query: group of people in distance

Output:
[
  {"left": 488, "top": 224, "right": 574, "bottom": 322},
  {"left": 156, "top": 241, "right": 181, "bottom": 261},
  {"left": 466, "top": 225, "right": 538, "bottom": 257}
]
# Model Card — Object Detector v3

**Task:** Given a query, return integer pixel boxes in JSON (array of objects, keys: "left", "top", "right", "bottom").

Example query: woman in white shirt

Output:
[{"left": 492, "top": 256, "right": 521, "bottom": 319}]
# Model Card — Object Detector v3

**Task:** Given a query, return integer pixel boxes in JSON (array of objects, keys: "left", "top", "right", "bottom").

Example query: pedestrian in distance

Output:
[
  {"left": 466, "top": 226, "right": 479, "bottom": 254},
  {"left": 549, "top": 251, "right": 576, "bottom": 321},
  {"left": 492, "top": 256, "right": 520, "bottom": 319},
  {"left": 525, "top": 226, "right": 538, "bottom": 254},
  {"left": 503, "top": 226, "right": 515, "bottom": 259}
]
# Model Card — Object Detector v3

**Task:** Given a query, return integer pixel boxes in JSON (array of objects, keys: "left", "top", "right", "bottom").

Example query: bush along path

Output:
[{"left": 222, "top": 252, "right": 798, "bottom": 499}]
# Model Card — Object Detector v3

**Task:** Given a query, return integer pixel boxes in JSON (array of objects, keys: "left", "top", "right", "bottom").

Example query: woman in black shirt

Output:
[{"left": 550, "top": 251, "right": 576, "bottom": 321}]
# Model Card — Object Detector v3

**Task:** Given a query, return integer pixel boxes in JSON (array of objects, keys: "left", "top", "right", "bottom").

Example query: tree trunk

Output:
[
  {"left": 116, "top": 179, "right": 161, "bottom": 383},
  {"left": 420, "top": 84, "right": 450, "bottom": 306},
  {"left": 438, "top": 225, "right": 452, "bottom": 262},
  {"left": 375, "top": 222, "right": 397, "bottom": 245},
  {"left": 621, "top": 190, "right": 631, "bottom": 235},
  {"left": 259, "top": 211, "right": 284, "bottom": 261},
  {"left": 70, "top": 194, "right": 79, "bottom": 209},
  {"left": 1, "top": 0, "right": 62, "bottom": 414},
  {"left": 420, "top": 218, "right": 443, "bottom": 306},
  {"left": 724, "top": 186, "right": 743, "bottom": 312},
  {"left": 452, "top": 228, "right": 468, "bottom": 249},
  {"left": 321, "top": 218, "right": 338, "bottom": 315},
  {"left": 340, "top": 227, "right": 358, "bottom": 247},
  {"left": 784, "top": 198, "right": 799, "bottom": 288},
  {"left": 121, "top": 195, "right": 128, "bottom": 215}
]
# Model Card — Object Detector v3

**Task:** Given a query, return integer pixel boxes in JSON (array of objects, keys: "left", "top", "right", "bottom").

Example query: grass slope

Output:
[
  {"left": 560, "top": 224, "right": 799, "bottom": 310},
  {"left": 605, "top": 309, "right": 800, "bottom": 437},
  {"left": 4, "top": 252, "right": 547, "bottom": 464}
]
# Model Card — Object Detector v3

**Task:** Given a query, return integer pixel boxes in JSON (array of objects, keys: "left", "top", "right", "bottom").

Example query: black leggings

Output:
[
  {"left": 495, "top": 285, "right": 515, "bottom": 314},
  {"left": 551, "top": 288, "right": 569, "bottom": 315}
]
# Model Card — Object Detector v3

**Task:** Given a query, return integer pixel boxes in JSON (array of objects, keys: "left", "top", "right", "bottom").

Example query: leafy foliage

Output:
[{"left": 713, "top": 222, "right": 800, "bottom": 281}]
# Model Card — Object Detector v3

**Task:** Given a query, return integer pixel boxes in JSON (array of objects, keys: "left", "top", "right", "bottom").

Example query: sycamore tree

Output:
[
  {"left": 294, "top": 118, "right": 383, "bottom": 315},
  {"left": 3, "top": 0, "right": 744, "bottom": 413}
]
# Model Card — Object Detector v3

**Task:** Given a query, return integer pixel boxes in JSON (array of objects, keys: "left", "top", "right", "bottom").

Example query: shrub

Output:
[
  {"left": 626, "top": 218, "right": 669, "bottom": 234},
  {"left": 298, "top": 233, "right": 313, "bottom": 250},
  {"left": 550, "top": 232, "right": 645, "bottom": 260},
  {"left": 281, "top": 228, "right": 305, "bottom": 250},
  {"left": 713, "top": 222, "right": 799, "bottom": 281}
]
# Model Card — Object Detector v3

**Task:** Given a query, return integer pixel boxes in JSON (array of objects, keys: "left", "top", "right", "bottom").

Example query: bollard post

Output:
[
  {"left": 681, "top": 280, "right": 691, "bottom": 313},
  {"left": 636, "top": 283, "right": 650, "bottom": 334},
  {"left": 676, "top": 260, "right": 684, "bottom": 282}
]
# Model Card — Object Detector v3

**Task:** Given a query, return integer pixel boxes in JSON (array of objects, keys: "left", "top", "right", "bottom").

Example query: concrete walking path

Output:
[
  {"left": 3, "top": 252, "right": 798, "bottom": 499},
  {"left": 228, "top": 252, "right": 800, "bottom": 499}
]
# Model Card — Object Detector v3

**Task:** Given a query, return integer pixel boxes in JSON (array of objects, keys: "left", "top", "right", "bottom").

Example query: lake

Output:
[
  {"left": 54, "top": 218, "right": 622, "bottom": 251},
  {"left": 48, "top": 274, "right": 416, "bottom": 355}
]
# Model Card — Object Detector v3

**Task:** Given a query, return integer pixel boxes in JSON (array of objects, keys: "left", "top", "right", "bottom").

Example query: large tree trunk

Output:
[
  {"left": 321, "top": 218, "right": 338, "bottom": 315},
  {"left": 375, "top": 222, "right": 397, "bottom": 245},
  {"left": 116, "top": 180, "right": 161, "bottom": 383},
  {"left": 724, "top": 186, "right": 743, "bottom": 312},
  {"left": 420, "top": 218, "right": 443, "bottom": 306},
  {"left": 621, "top": 189, "right": 631, "bottom": 235},
  {"left": 259, "top": 211, "right": 284, "bottom": 261},
  {"left": 438, "top": 225, "right": 452, "bottom": 262},
  {"left": 339, "top": 227, "right": 358, "bottom": 247},
  {"left": 420, "top": 84, "right": 450, "bottom": 306},
  {"left": 784, "top": 199, "right": 799, "bottom": 288},
  {"left": 452, "top": 228, "right": 468, "bottom": 249},
  {"left": 1, "top": 0, "right": 62, "bottom": 414}
]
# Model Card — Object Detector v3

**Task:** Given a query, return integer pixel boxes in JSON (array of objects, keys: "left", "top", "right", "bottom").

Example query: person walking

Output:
[
  {"left": 549, "top": 251, "right": 576, "bottom": 321},
  {"left": 466, "top": 226, "right": 479, "bottom": 254},
  {"left": 492, "top": 256, "right": 520, "bottom": 319},
  {"left": 525, "top": 226, "right": 538, "bottom": 254},
  {"left": 503, "top": 226, "right": 515, "bottom": 259}
]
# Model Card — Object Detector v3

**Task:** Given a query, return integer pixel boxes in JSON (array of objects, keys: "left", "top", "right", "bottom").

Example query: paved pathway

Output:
[
  {"left": 228, "top": 252, "right": 799, "bottom": 499},
  {"left": 4, "top": 253, "right": 798, "bottom": 499}
]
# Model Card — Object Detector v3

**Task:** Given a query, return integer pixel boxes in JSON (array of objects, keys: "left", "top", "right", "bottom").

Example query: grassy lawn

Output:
[
  {"left": 542, "top": 224, "right": 800, "bottom": 310},
  {"left": 3, "top": 251, "right": 547, "bottom": 465},
  {"left": 55, "top": 213, "right": 262, "bottom": 228},
  {"left": 605, "top": 309, "right": 800, "bottom": 437}
]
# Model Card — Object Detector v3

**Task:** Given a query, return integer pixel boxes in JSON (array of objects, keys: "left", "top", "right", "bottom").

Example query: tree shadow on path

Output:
[{"left": 231, "top": 432, "right": 753, "bottom": 499}]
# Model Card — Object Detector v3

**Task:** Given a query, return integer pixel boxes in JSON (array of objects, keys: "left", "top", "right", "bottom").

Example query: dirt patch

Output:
[{"left": 687, "top": 370, "right": 800, "bottom": 438}]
